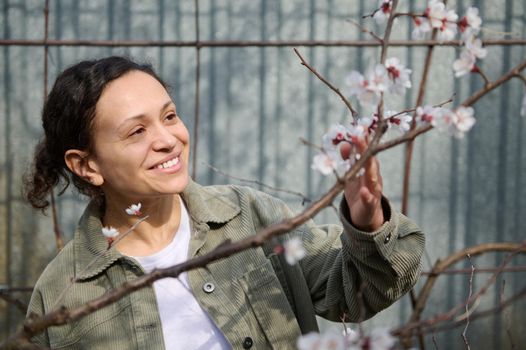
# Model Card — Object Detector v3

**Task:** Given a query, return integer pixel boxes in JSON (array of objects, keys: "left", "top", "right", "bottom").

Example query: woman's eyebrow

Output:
[{"left": 117, "top": 100, "right": 174, "bottom": 130}]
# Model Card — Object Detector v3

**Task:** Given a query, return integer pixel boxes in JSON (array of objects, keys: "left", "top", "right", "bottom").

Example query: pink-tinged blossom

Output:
[
  {"left": 283, "top": 237, "right": 307, "bottom": 265},
  {"left": 426, "top": 1, "right": 458, "bottom": 42},
  {"left": 465, "top": 37, "right": 487, "bottom": 59},
  {"left": 322, "top": 124, "right": 349, "bottom": 149},
  {"left": 125, "top": 203, "right": 142, "bottom": 216},
  {"left": 451, "top": 106, "right": 476, "bottom": 137},
  {"left": 312, "top": 150, "right": 350, "bottom": 177},
  {"left": 297, "top": 332, "right": 346, "bottom": 350},
  {"left": 521, "top": 93, "right": 526, "bottom": 117},
  {"left": 437, "top": 9, "right": 459, "bottom": 43},
  {"left": 373, "top": 0, "right": 392, "bottom": 25},
  {"left": 102, "top": 226, "right": 119, "bottom": 245},
  {"left": 458, "top": 7, "right": 482, "bottom": 40},
  {"left": 347, "top": 124, "right": 367, "bottom": 139},
  {"left": 416, "top": 105, "right": 443, "bottom": 126},
  {"left": 426, "top": 0, "right": 447, "bottom": 29},
  {"left": 453, "top": 49, "right": 476, "bottom": 77},
  {"left": 345, "top": 71, "right": 378, "bottom": 107},
  {"left": 388, "top": 112, "right": 413, "bottom": 132},
  {"left": 384, "top": 57, "right": 412, "bottom": 95},
  {"left": 368, "top": 64, "right": 389, "bottom": 93},
  {"left": 368, "top": 328, "right": 396, "bottom": 350},
  {"left": 346, "top": 65, "right": 388, "bottom": 108},
  {"left": 412, "top": 17, "right": 432, "bottom": 39}
]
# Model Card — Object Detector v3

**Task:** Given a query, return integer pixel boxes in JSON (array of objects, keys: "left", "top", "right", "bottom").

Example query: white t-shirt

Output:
[{"left": 133, "top": 201, "right": 231, "bottom": 350}]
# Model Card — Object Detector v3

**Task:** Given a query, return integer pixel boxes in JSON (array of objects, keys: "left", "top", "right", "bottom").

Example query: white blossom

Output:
[
  {"left": 427, "top": 0, "right": 447, "bottom": 29},
  {"left": 102, "top": 226, "right": 119, "bottom": 238},
  {"left": 412, "top": 17, "right": 431, "bottom": 39},
  {"left": 373, "top": 0, "right": 392, "bottom": 25},
  {"left": 384, "top": 57, "right": 412, "bottom": 95},
  {"left": 322, "top": 124, "right": 349, "bottom": 149},
  {"left": 346, "top": 65, "right": 388, "bottom": 108},
  {"left": 416, "top": 105, "right": 444, "bottom": 126},
  {"left": 459, "top": 7, "right": 482, "bottom": 40},
  {"left": 283, "top": 237, "right": 307, "bottom": 265},
  {"left": 451, "top": 106, "right": 476, "bottom": 137},
  {"left": 125, "top": 203, "right": 142, "bottom": 216},
  {"left": 453, "top": 49, "right": 476, "bottom": 77},
  {"left": 368, "top": 328, "right": 396, "bottom": 350},
  {"left": 436, "top": 9, "right": 458, "bottom": 43},
  {"left": 465, "top": 37, "right": 487, "bottom": 59},
  {"left": 312, "top": 150, "right": 350, "bottom": 176},
  {"left": 101, "top": 226, "right": 120, "bottom": 244},
  {"left": 297, "top": 332, "right": 346, "bottom": 350},
  {"left": 426, "top": 1, "right": 458, "bottom": 42},
  {"left": 388, "top": 112, "right": 413, "bottom": 132}
]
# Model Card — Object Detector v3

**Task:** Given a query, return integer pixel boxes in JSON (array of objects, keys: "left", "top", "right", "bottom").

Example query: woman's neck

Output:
[{"left": 102, "top": 193, "right": 182, "bottom": 257}]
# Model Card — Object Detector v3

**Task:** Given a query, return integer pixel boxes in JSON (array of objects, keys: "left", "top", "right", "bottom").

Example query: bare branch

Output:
[
  {"left": 0, "top": 293, "right": 27, "bottom": 314},
  {"left": 462, "top": 59, "right": 526, "bottom": 107},
  {"left": 51, "top": 215, "right": 150, "bottom": 310},
  {"left": 203, "top": 162, "right": 312, "bottom": 204},
  {"left": 461, "top": 254, "right": 475, "bottom": 350},
  {"left": 293, "top": 48, "right": 358, "bottom": 118},
  {"left": 346, "top": 19, "right": 383, "bottom": 43},
  {"left": 396, "top": 241, "right": 526, "bottom": 339}
]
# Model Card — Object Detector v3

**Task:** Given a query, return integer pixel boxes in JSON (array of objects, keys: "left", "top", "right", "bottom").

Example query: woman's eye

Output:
[
  {"left": 165, "top": 113, "right": 178, "bottom": 122},
  {"left": 130, "top": 127, "right": 145, "bottom": 137}
]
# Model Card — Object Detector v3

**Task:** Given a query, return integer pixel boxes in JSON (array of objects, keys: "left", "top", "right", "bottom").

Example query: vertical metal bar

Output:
[
  {"left": 446, "top": 1, "right": 463, "bottom": 345},
  {"left": 357, "top": 0, "right": 365, "bottom": 73},
  {"left": 494, "top": 0, "right": 511, "bottom": 347},
  {"left": 402, "top": 0, "right": 416, "bottom": 328},
  {"left": 45, "top": 0, "right": 63, "bottom": 253},
  {"left": 123, "top": 0, "right": 131, "bottom": 56},
  {"left": 107, "top": 0, "right": 115, "bottom": 55},
  {"left": 258, "top": 0, "right": 267, "bottom": 188},
  {"left": 273, "top": 0, "right": 283, "bottom": 190},
  {"left": 3, "top": 0, "right": 13, "bottom": 334},
  {"left": 512, "top": 3, "right": 526, "bottom": 334},
  {"left": 55, "top": 0, "right": 63, "bottom": 69},
  {"left": 305, "top": 0, "right": 316, "bottom": 198},
  {"left": 191, "top": 0, "right": 201, "bottom": 180},
  {"left": 206, "top": 0, "right": 216, "bottom": 185},
  {"left": 174, "top": 0, "right": 181, "bottom": 105},
  {"left": 225, "top": 0, "right": 233, "bottom": 175},
  {"left": 158, "top": 0, "right": 165, "bottom": 75}
]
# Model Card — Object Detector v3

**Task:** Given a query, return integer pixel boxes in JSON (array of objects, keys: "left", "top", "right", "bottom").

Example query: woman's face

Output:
[{"left": 89, "top": 70, "right": 190, "bottom": 200}]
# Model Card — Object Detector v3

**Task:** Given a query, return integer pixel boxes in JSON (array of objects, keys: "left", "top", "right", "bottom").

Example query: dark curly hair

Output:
[{"left": 24, "top": 56, "right": 167, "bottom": 212}]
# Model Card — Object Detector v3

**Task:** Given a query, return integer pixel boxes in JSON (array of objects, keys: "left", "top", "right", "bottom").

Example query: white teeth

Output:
[{"left": 156, "top": 157, "right": 179, "bottom": 169}]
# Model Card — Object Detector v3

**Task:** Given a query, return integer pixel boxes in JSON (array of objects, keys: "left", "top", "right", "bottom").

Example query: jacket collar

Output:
[{"left": 74, "top": 179, "right": 241, "bottom": 281}]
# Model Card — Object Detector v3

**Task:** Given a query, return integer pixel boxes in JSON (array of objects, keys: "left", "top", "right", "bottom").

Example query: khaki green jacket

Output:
[{"left": 27, "top": 181, "right": 424, "bottom": 349}]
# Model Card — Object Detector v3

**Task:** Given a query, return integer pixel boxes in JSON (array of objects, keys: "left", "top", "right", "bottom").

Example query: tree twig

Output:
[
  {"left": 293, "top": 48, "right": 358, "bottom": 118},
  {"left": 461, "top": 254, "right": 475, "bottom": 350},
  {"left": 203, "top": 162, "right": 312, "bottom": 204}
]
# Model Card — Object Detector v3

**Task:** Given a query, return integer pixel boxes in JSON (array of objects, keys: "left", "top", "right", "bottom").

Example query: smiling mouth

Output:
[{"left": 152, "top": 156, "right": 180, "bottom": 170}]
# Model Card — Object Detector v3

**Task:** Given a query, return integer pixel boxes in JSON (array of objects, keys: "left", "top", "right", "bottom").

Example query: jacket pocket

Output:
[
  {"left": 48, "top": 298, "right": 132, "bottom": 349},
  {"left": 239, "top": 259, "right": 302, "bottom": 349}
]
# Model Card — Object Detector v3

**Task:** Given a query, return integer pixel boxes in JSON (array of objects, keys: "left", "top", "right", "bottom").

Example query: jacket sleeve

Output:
[
  {"left": 301, "top": 195, "right": 424, "bottom": 322},
  {"left": 251, "top": 189, "right": 425, "bottom": 323},
  {"left": 26, "top": 287, "right": 51, "bottom": 347}
]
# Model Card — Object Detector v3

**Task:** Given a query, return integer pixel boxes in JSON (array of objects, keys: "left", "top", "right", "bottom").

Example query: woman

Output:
[{"left": 25, "top": 56, "right": 424, "bottom": 349}]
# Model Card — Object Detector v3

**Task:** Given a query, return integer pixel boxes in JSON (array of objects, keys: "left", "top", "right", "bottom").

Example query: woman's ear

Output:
[{"left": 64, "top": 149, "right": 104, "bottom": 186}]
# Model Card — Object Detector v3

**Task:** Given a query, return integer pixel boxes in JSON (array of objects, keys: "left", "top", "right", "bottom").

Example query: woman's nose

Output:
[{"left": 151, "top": 125, "right": 177, "bottom": 151}]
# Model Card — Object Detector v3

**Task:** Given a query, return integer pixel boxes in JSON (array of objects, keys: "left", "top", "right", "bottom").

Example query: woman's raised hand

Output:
[{"left": 340, "top": 137, "right": 385, "bottom": 232}]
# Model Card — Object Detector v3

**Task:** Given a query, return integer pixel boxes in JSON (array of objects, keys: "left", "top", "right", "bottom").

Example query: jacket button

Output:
[
  {"left": 384, "top": 232, "right": 392, "bottom": 244},
  {"left": 203, "top": 282, "right": 215, "bottom": 293},
  {"left": 242, "top": 337, "right": 253, "bottom": 349}
]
